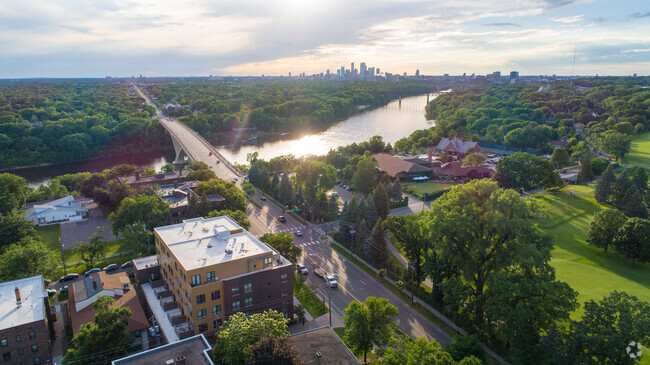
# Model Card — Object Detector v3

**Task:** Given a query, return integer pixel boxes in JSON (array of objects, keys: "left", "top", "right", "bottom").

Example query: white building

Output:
[{"left": 24, "top": 195, "right": 89, "bottom": 226}]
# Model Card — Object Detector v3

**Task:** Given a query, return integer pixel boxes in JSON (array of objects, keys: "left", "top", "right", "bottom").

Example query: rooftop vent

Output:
[{"left": 15, "top": 287, "right": 21, "bottom": 306}]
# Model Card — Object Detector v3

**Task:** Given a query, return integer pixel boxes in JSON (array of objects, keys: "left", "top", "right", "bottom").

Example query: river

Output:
[
  {"left": 217, "top": 93, "right": 435, "bottom": 164},
  {"left": 15, "top": 94, "right": 434, "bottom": 187}
]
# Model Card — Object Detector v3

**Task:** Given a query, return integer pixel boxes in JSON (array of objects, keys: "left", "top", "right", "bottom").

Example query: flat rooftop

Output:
[
  {"left": 133, "top": 255, "right": 158, "bottom": 271},
  {"left": 290, "top": 326, "right": 360, "bottom": 365},
  {"left": 0, "top": 275, "right": 46, "bottom": 330},
  {"left": 154, "top": 216, "right": 276, "bottom": 271},
  {"left": 111, "top": 334, "right": 213, "bottom": 365}
]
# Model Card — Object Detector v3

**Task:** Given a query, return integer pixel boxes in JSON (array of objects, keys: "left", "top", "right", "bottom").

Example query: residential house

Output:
[
  {"left": 157, "top": 181, "right": 224, "bottom": 223},
  {"left": 24, "top": 195, "right": 88, "bottom": 226},
  {"left": 437, "top": 161, "right": 494, "bottom": 180},
  {"left": 374, "top": 154, "right": 432, "bottom": 180},
  {"left": 436, "top": 138, "right": 482, "bottom": 154}
]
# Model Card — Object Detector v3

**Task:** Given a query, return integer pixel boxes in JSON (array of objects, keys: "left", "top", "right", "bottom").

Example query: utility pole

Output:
[
  {"left": 328, "top": 284, "right": 332, "bottom": 327},
  {"left": 349, "top": 229, "right": 356, "bottom": 260},
  {"left": 59, "top": 237, "right": 67, "bottom": 276}
]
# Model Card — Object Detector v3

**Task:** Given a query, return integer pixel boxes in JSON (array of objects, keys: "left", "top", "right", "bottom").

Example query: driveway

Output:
[{"left": 60, "top": 202, "right": 118, "bottom": 250}]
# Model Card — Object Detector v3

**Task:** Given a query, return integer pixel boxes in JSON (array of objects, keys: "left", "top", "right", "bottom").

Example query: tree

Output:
[
  {"left": 595, "top": 164, "right": 616, "bottom": 203},
  {"left": 343, "top": 296, "right": 398, "bottom": 363},
  {"left": 185, "top": 169, "right": 216, "bottom": 181},
  {"left": 213, "top": 311, "right": 290, "bottom": 365},
  {"left": 462, "top": 153, "right": 486, "bottom": 167},
  {"left": 577, "top": 154, "right": 594, "bottom": 183},
  {"left": 294, "top": 160, "right": 336, "bottom": 222},
  {"left": 28, "top": 179, "right": 69, "bottom": 202},
  {"left": 0, "top": 173, "right": 29, "bottom": 216},
  {"left": 590, "top": 157, "right": 610, "bottom": 175},
  {"left": 367, "top": 218, "right": 387, "bottom": 266},
  {"left": 419, "top": 180, "right": 577, "bottom": 361},
  {"left": 207, "top": 209, "right": 251, "bottom": 230},
  {"left": 141, "top": 168, "right": 156, "bottom": 176},
  {"left": 614, "top": 172, "right": 633, "bottom": 209},
  {"left": 109, "top": 194, "right": 170, "bottom": 235},
  {"left": 78, "top": 227, "right": 108, "bottom": 269},
  {"left": 246, "top": 336, "right": 303, "bottom": 365},
  {"left": 382, "top": 336, "right": 483, "bottom": 365},
  {"left": 294, "top": 304, "right": 306, "bottom": 324},
  {"left": 385, "top": 215, "right": 426, "bottom": 283},
  {"left": 352, "top": 155, "right": 378, "bottom": 194},
  {"left": 0, "top": 214, "right": 37, "bottom": 249},
  {"left": 631, "top": 167, "right": 648, "bottom": 202},
  {"left": 622, "top": 186, "right": 647, "bottom": 218},
  {"left": 550, "top": 148, "right": 570, "bottom": 168},
  {"left": 260, "top": 232, "right": 301, "bottom": 263},
  {"left": 447, "top": 335, "right": 484, "bottom": 362},
  {"left": 554, "top": 291, "right": 650, "bottom": 365},
  {"left": 63, "top": 296, "right": 133, "bottom": 365},
  {"left": 279, "top": 173, "right": 292, "bottom": 203},
  {"left": 390, "top": 181, "right": 402, "bottom": 202},
  {"left": 613, "top": 218, "right": 650, "bottom": 263},
  {"left": 492, "top": 152, "right": 562, "bottom": 190},
  {"left": 598, "top": 130, "right": 633, "bottom": 161},
  {"left": 0, "top": 238, "right": 58, "bottom": 281},
  {"left": 121, "top": 221, "right": 153, "bottom": 255},
  {"left": 588, "top": 209, "right": 627, "bottom": 252},
  {"left": 372, "top": 183, "right": 390, "bottom": 219},
  {"left": 196, "top": 178, "right": 247, "bottom": 213},
  {"left": 160, "top": 163, "right": 175, "bottom": 173}
]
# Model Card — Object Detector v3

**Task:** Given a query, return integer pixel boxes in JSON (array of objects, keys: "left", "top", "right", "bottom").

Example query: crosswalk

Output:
[
  {"left": 282, "top": 225, "right": 307, "bottom": 232},
  {"left": 297, "top": 241, "right": 322, "bottom": 248}
]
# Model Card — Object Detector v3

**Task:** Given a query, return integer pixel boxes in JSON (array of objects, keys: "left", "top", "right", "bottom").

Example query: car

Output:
[
  {"left": 46, "top": 288, "right": 57, "bottom": 297},
  {"left": 345, "top": 186, "right": 353, "bottom": 191},
  {"left": 209, "top": 152, "right": 212, "bottom": 156},
  {"left": 295, "top": 230, "right": 303, "bottom": 237},
  {"left": 326, "top": 275, "right": 338, "bottom": 288},
  {"left": 209, "top": 164, "right": 213, "bottom": 168},
  {"left": 278, "top": 216, "right": 286, "bottom": 223},
  {"left": 234, "top": 177, "right": 238, "bottom": 182},
  {"left": 43, "top": 279, "right": 52, "bottom": 286},
  {"left": 60, "top": 286, "right": 69, "bottom": 294},
  {"left": 59, "top": 273, "right": 79, "bottom": 282},
  {"left": 121, "top": 261, "right": 133, "bottom": 269},
  {"left": 261, "top": 196, "right": 267, "bottom": 201},
  {"left": 103, "top": 264, "right": 119, "bottom": 272},
  {"left": 84, "top": 268, "right": 101, "bottom": 276},
  {"left": 216, "top": 160, "right": 220, "bottom": 164},
  {"left": 298, "top": 264, "right": 308, "bottom": 275}
]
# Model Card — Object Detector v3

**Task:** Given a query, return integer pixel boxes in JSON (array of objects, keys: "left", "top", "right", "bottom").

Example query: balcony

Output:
[{"left": 174, "top": 321, "right": 194, "bottom": 340}]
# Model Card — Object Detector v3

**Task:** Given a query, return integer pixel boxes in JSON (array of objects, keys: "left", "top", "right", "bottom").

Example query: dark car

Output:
[
  {"left": 278, "top": 216, "right": 286, "bottom": 223},
  {"left": 261, "top": 196, "right": 267, "bottom": 201},
  {"left": 60, "top": 286, "right": 69, "bottom": 294},
  {"left": 59, "top": 273, "right": 79, "bottom": 282},
  {"left": 121, "top": 261, "right": 133, "bottom": 269},
  {"left": 103, "top": 264, "right": 118, "bottom": 272},
  {"left": 84, "top": 268, "right": 101, "bottom": 277}
]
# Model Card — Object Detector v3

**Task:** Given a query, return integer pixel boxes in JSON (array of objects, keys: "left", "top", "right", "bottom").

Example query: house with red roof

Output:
[{"left": 436, "top": 138, "right": 482, "bottom": 154}]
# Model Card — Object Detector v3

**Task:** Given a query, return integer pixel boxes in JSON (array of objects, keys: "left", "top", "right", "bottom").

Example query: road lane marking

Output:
[
  {"left": 302, "top": 250, "right": 362, "bottom": 304},
  {"left": 360, "top": 280, "right": 367, "bottom": 286}
]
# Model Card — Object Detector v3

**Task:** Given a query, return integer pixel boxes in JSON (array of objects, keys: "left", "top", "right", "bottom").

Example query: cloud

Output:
[
  {"left": 549, "top": 15, "right": 584, "bottom": 23},
  {"left": 484, "top": 22, "right": 522, "bottom": 27},
  {"left": 629, "top": 12, "right": 650, "bottom": 19}
]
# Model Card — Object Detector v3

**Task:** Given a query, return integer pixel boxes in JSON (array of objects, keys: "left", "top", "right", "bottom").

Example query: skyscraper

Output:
[{"left": 360, "top": 63, "right": 367, "bottom": 75}]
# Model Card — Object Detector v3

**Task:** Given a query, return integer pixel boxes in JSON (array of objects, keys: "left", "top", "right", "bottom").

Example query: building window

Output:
[
  {"left": 264, "top": 257, "right": 272, "bottom": 267},
  {"left": 191, "top": 274, "right": 201, "bottom": 286},
  {"left": 15, "top": 335, "right": 20, "bottom": 342},
  {"left": 196, "top": 294, "right": 206, "bottom": 305},
  {"left": 34, "top": 358, "right": 41, "bottom": 365},
  {"left": 198, "top": 309, "right": 207, "bottom": 319},
  {"left": 231, "top": 287, "right": 240, "bottom": 296},
  {"left": 31, "top": 345, "right": 37, "bottom": 353},
  {"left": 206, "top": 271, "right": 215, "bottom": 281},
  {"left": 245, "top": 297, "right": 253, "bottom": 307},
  {"left": 0, "top": 339, "right": 6, "bottom": 347},
  {"left": 281, "top": 273, "right": 287, "bottom": 280},
  {"left": 282, "top": 288, "right": 288, "bottom": 297},
  {"left": 199, "top": 323, "right": 208, "bottom": 333},
  {"left": 244, "top": 283, "right": 252, "bottom": 293},
  {"left": 213, "top": 319, "right": 223, "bottom": 329},
  {"left": 233, "top": 301, "right": 241, "bottom": 310},
  {"left": 3, "top": 353, "right": 10, "bottom": 361},
  {"left": 211, "top": 290, "right": 220, "bottom": 300},
  {"left": 18, "top": 348, "right": 23, "bottom": 355},
  {"left": 213, "top": 305, "right": 221, "bottom": 315}
]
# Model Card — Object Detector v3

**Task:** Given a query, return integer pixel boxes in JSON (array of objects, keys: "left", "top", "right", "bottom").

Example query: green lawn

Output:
[
  {"left": 406, "top": 182, "right": 456, "bottom": 195},
  {"left": 293, "top": 275, "right": 328, "bottom": 318},
  {"left": 36, "top": 224, "right": 62, "bottom": 252},
  {"left": 622, "top": 132, "right": 650, "bottom": 165},
  {"left": 532, "top": 193, "right": 650, "bottom": 318},
  {"left": 559, "top": 184, "right": 595, "bottom": 196}
]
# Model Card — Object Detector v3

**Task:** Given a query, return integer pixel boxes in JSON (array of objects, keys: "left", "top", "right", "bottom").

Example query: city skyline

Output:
[{"left": 1, "top": 0, "right": 649, "bottom": 78}]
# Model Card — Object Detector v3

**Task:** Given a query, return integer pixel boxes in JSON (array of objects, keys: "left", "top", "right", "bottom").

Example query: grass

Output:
[
  {"left": 36, "top": 224, "right": 62, "bottom": 252},
  {"left": 293, "top": 274, "right": 328, "bottom": 318},
  {"left": 532, "top": 193, "right": 650, "bottom": 318},
  {"left": 622, "top": 132, "right": 650, "bottom": 165},
  {"left": 559, "top": 184, "right": 596, "bottom": 196}
]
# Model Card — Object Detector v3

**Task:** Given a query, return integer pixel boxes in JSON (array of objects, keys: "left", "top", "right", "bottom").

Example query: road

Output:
[{"left": 133, "top": 84, "right": 453, "bottom": 346}]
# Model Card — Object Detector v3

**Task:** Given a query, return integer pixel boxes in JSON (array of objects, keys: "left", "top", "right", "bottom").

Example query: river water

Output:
[
  {"left": 14, "top": 94, "right": 434, "bottom": 187},
  {"left": 217, "top": 93, "right": 435, "bottom": 164}
]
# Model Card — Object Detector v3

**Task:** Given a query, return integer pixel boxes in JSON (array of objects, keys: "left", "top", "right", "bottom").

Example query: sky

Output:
[{"left": 1, "top": 0, "right": 649, "bottom": 78}]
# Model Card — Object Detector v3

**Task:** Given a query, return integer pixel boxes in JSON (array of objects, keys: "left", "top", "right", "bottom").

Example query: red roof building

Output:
[
  {"left": 437, "top": 161, "right": 493, "bottom": 180},
  {"left": 374, "top": 154, "right": 433, "bottom": 180},
  {"left": 436, "top": 138, "right": 482, "bottom": 154}
]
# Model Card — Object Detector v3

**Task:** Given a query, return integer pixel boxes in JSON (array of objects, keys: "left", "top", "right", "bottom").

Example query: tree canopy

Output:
[
  {"left": 492, "top": 152, "right": 563, "bottom": 191},
  {"left": 259, "top": 232, "right": 301, "bottom": 263},
  {"left": 0, "top": 173, "right": 29, "bottom": 215},
  {"left": 0, "top": 238, "right": 58, "bottom": 281},
  {"left": 343, "top": 296, "right": 398, "bottom": 363}
]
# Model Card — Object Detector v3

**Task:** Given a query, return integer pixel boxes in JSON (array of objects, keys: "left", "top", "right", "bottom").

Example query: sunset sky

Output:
[{"left": 1, "top": 0, "right": 649, "bottom": 77}]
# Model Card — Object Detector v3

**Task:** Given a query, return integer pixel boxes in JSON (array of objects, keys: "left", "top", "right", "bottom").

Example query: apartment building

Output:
[
  {"left": 0, "top": 276, "right": 53, "bottom": 365},
  {"left": 153, "top": 216, "right": 293, "bottom": 341}
]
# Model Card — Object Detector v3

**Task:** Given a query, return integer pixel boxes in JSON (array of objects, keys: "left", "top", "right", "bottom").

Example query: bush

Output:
[
  {"left": 448, "top": 334, "right": 484, "bottom": 362},
  {"left": 591, "top": 157, "right": 610, "bottom": 175}
]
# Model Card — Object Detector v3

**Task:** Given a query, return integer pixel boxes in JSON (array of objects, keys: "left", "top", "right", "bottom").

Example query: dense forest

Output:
[
  {"left": 0, "top": 80, "right": 169, "bottom": 169},
  {"left": 143, "top": 80, "right": 438, "bottom": 143},
  {"left": 395, "top": 77, "right": 650, "bottom": 159}
]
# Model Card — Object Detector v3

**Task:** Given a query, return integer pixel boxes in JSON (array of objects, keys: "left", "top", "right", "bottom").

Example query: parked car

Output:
[
  {"left": 60, "top": 286, "right": 69, "bottom": 294},
  {"left": 84, "top": 268, "right": 101, "bottom": 277},
  {"left": 103, "top": 264, "right": 118, "bottom": 272},
  {"left": 121, "top": 261, "right": 133, "bottom": 269},
  {"left": 261, "top": 196, "right": 267, "bottom": 201},
  {"left": 209, "top": 164, "right": 213, "bottom": 168},
  {"left": 345, "top": 186, "right": 353, "bottom": 191},
  {"left": 59, "top": 273, "right": 79, "bottom": 282},
  {"left": 234, "top": 177, "right": 238, "bottom": 182},
  {"left": 295, "top": 230, "right": 303, "bottom": 237},
  {"left": 278, "top": 216, "right": 287, "bottom": 223},
  {"left": 298, "top": 264, "right": 308, "bottom": 275},
  {"left": 47, "top": 288, "right": 57, "bottom": 297}
]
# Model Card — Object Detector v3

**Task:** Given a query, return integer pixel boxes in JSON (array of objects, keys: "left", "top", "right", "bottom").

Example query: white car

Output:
[
  {"left": 326, "top": 275, "right": 338, "bottom": 288},
  {"left": 209, "top": 164, "right": 213, "bottom": 168},
  {"left": 298, "top": 264, "right": 308, "bottom": 275},
  {"left": 295, "top": 230, "right": 303, "bottom": 237}
]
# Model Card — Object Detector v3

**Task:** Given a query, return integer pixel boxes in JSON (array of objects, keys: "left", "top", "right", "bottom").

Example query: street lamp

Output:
[
  {"left": 349, "top": 229, "right": 356, "bottom": 260},
  {"left": 59, "top": 237, "right": 67, "bottom": 276}
]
